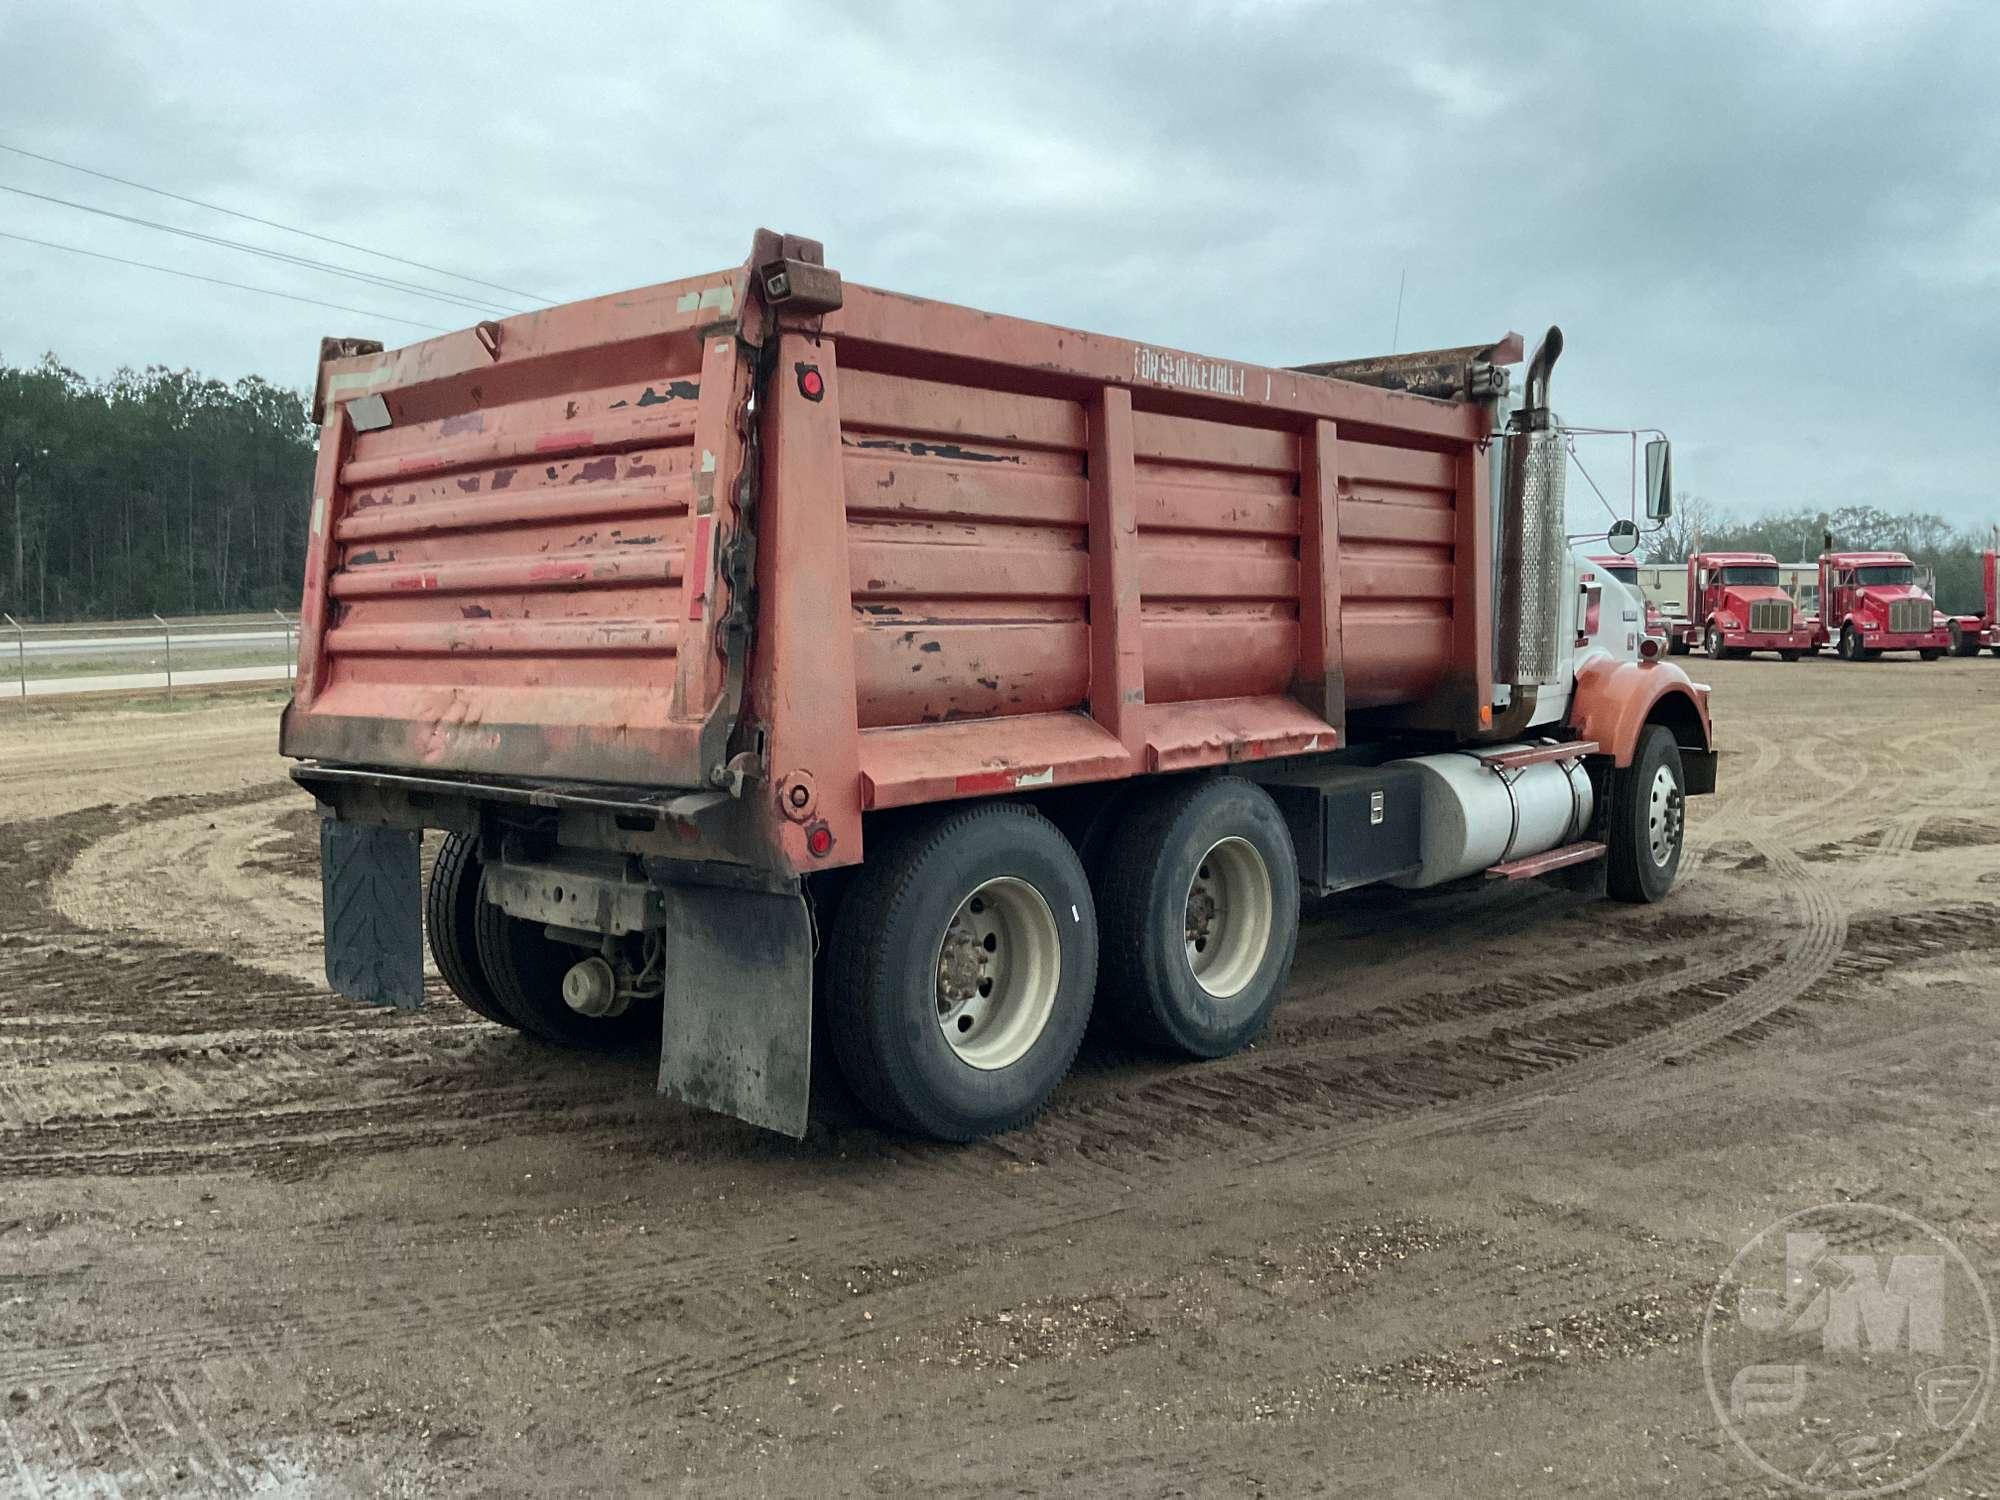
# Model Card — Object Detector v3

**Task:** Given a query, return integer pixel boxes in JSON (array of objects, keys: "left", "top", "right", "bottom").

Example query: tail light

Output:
[{"left": 1639, "top": 636, "right": 1662, "bottom": 661}]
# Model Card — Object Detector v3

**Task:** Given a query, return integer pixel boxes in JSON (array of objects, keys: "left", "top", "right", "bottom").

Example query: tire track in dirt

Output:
[
  {"left": 524, "top": 798, "right": 1863, "bottom": 1411},
  {"left": 0, "top": 669, "right": 1970, "bottom": 1429},
  {"left": 0, "top": 701, "right": 285, "bottom": 821},
  {"left": 52, "top": 794, "right": 323, "bottom": 987}
]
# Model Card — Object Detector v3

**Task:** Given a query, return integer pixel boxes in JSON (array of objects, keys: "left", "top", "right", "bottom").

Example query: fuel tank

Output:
[{"left": 1388, "top": 743, "right": 1594, "bottom": 888}]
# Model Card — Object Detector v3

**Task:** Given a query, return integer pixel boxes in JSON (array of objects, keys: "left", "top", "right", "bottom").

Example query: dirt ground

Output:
[{"left": 2, "top": 661, "right": 1997, "bottom": 1496}]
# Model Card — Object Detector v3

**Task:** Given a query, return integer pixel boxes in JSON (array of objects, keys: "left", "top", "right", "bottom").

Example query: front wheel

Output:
[
  {"left": 1920, "top": 649, "right": 1943, "bottom": 661},
  {"left": 1779, "top": 649, "right": 1803, "bottom": 662},
  {"left": 823, "top": 803, "right": 1096, "bottom": 1140},
  {"left": 1607, "top": 725, "right": 1685, "bottom": 904},
  {"left": 1838, "top": 624, "right": 1864, "bottom": 662},
  {"left": 1704, "top": 625, "right": 1732, "bottom": 661},
  {"left": 1094, "top": 776, "right": 1301, "bottom": 1059}
]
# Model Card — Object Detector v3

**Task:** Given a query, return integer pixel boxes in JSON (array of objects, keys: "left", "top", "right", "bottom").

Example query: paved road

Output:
[
  {"left": 9, "top": 661, "right": 295, "bottom": 698},
  {"left": 5, "top": 627, "right": 292, "bottom": 658}
]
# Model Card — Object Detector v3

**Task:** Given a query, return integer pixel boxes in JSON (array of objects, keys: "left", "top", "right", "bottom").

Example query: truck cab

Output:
[
  {"left": 1675, "top": 551, "right": 1814, "bottom": 660},
  {"left": 1815, "top": 550, "right": 1949, "bottom": 661},
  {"left": 1587, "top": 555, "right": 1667, "bottom": 647}
]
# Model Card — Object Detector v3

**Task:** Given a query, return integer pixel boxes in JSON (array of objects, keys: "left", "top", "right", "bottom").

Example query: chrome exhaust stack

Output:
[{"left": 1495, "top": 327, "right": 1566, "bottom": 686}]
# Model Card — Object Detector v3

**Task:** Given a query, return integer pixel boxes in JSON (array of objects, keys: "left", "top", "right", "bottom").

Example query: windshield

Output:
[
  {"left": 1717, "top": 565, "right": 1779, "bottom": 587},
  {"left": 1601, "top": 564, "right": 1638, "bottom": 585},
  {"left": 1855, "top": 564, "right": 1915, "bottom": 586}
]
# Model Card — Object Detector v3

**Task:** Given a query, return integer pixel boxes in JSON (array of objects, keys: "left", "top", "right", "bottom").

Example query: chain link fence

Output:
[{"left": 2, "top": 611, "right": 298, "bottom": 702}]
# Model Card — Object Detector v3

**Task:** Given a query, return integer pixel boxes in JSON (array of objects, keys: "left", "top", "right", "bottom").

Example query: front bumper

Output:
[
  {"left": 1724, "top": 631, "right": 1814, "bottom": 651},
  {"left": 1857, "top": 631, "right": 1951, "bottom": 650}
]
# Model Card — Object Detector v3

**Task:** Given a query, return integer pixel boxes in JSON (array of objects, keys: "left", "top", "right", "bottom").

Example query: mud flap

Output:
[
  {"left": 319, "top": 819, "right": 423, "bottom": 1009},
  {"left": 1682, "top": 747, "right": 1719, "bottom": 796},
  {"left": 657, "top": 883, "right": 814, "bottom": 1138}
]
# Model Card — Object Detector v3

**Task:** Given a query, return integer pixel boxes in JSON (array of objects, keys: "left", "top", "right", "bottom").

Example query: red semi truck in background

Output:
[
  {"left": 1946, "top": 549, "right": 2000, "bottom": 657},
  {"left": 1812, "top": 550, "right": 1950, "bottom": 661},
  {"left": 280, "top": 229, "right": 1714, "bottom": 1142},
  {"left": 1664, "top": 551, "right": 1815, "bottom": 660}
]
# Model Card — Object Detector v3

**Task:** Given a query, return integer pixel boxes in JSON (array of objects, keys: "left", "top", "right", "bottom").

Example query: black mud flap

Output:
[
  {"left": 1682, "top": 747, "right": 1719, "bottom": 796},
  {"left": 319, "top": 819, "right": 423, "bottom": 1009},
  {"left": 657, "top": 883, "right": 814, "bottom": 1138}
]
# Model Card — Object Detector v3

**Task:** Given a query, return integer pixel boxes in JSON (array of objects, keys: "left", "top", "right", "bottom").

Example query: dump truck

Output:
[
  {"left": 1811, "top": 549, "right": 1949, "bottom": 661},
  {"left": 281, "top": 229, "right": 1716, "bottom": 1142},
  {"left": 1663, "top": 551, "right": 1815, "bottom": 660},
  {"left": 1946, "top": 548, "right": 2000, "bottom": 657}
]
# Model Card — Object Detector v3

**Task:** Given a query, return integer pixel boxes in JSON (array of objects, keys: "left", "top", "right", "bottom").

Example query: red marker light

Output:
[
  {"left": 796, "top": 365, "right": 825, "bottom": 401},
  {"left": 1639, "top": 636, "right": 1662, "bottom": 660},
  {"left": 806, "top": 824, "right": 833, "bottom": 857}
]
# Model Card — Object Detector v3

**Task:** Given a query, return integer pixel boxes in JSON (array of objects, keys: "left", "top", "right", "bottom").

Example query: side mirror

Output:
[
  {"left": 1644, "top": 438, "right": 1673, "bottom": 521},
  {"left": 1606, "top": 519, "right": 1640, "bottom": 556}
]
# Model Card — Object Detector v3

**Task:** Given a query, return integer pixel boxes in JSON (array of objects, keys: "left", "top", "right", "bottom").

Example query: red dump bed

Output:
[{"left": 282, "top": 236, "right": 1514, "bottom": 870}]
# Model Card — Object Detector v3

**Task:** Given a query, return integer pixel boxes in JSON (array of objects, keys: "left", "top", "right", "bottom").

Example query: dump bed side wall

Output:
[
  {"left": 834, "top": 377, "right": 1463, "bottom": 728},
  {"left": 780, "top": 286, "right": 1494, "bottom": 836}
]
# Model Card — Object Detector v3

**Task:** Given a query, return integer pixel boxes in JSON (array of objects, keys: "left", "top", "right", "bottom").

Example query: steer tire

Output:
[
  {"left": 1920, "top": 649, "right": 1943, "bottom": 661},
  {"left": 1838, "top": 625, "right": 1864, "bottom": 662},
  {"left": 1779, "top": 650, "right": 1803, "bottom": 662},
  {"left": 425, "top": 833, "right": 520, "bottom": 1029},
  {"left": 1094, "top": 776, "right": 1301, "bottom": 1059},
  {"left": 471, "top": 884, "right": 657, "bottom": 1049},
  {"left": 1607, "top": 725, "right": 1685, "bottom": 904},
  {"left": 823, "top": 803, "right": 1096, "bottom": 1141}
]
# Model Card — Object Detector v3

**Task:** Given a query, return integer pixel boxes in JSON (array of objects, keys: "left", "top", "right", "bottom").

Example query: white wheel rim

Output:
[
  {"left": 1647, "top": 764, "right": 1684, "bottom": 867},
  {"left": 1184, "top": 837, "right": 1275, "bottom": 999},
  {"left": 933, "top": 877, "right": 1061, "bottom": 1071}
]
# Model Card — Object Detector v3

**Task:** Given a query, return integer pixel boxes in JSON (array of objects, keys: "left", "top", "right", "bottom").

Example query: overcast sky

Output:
[{"left": 2, "top": 0, "right": 1994, "bottom": 529}]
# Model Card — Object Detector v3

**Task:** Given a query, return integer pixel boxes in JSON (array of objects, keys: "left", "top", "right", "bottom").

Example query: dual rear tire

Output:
[
  {"left": 821, "top": 778, "right": 1299, "bottom": 1140},
  {"left": 426, "top": 832, "right": 657, "bottom": 1048}
]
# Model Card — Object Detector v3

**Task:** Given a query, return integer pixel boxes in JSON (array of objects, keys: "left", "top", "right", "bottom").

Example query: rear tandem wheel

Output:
[
  {"left": 1093, "top": 776, "right": 1301, "bottom": 1060},
  {"left": 822, "top": 802, "right": 1098, "bottom": 1141}
]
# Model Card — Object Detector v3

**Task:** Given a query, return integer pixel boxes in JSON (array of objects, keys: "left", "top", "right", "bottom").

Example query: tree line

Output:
[
  {"left": 0, "top": 353, "right": 316, "bottom": 623},
  {"left": 1645, "top": 497, "right": 1996, "bottom": 614}
]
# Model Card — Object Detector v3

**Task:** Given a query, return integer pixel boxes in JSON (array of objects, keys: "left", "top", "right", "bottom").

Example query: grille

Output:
[
  {"left": 1748, "top": 600, "right": 1792, "bottom": 633},
  {"left": 1889, "top": 599, "right": 1930, "bottom": 634}
]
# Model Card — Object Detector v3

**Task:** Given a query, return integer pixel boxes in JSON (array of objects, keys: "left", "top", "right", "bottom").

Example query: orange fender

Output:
[{"left": 1566, "top": 655, "right": 1713, "bottom": 767}]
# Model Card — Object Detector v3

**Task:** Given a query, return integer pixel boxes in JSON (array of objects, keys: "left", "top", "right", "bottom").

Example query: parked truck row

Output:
[
  {"left": 1615, "top": 548, "right": 1977, "bottom": 662},
  {"left": 282, "top": 229, "right": 1715, "bottom": 1142}
]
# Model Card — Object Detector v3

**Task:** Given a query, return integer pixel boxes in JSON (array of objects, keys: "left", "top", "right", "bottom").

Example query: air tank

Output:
[{"left": 1388, "top": 744, "right": 1594, "bottom": 888}]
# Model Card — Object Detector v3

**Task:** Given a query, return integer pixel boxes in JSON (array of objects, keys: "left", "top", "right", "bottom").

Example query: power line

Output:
[
  {"left": 0, "top": 139, "right": 551, "bottom": 305},
  {"left": 0, "top": 229, "right": 449, "bottom": 331},
  {"left": 1, "top": 181, "right": 517, "bottom": 317}
]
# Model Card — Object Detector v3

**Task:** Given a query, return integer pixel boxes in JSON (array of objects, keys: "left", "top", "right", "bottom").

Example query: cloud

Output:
[{"left": 0, "top": 0, "right": 1993, "bottom": 523}]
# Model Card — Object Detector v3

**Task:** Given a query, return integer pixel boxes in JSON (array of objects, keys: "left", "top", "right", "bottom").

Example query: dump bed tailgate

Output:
[{"left": 280, "top": 272, "right": 750, "bottom": 789}]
